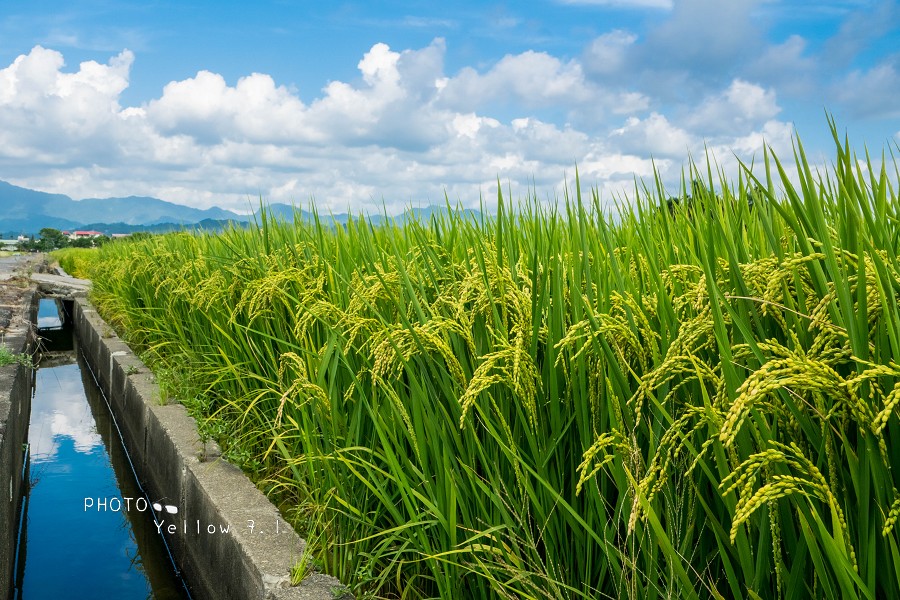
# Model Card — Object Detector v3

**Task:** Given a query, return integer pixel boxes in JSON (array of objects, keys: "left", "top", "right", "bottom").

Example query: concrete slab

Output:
[{"left": 30, "top": 272, "right": 90, "bottom": 297}]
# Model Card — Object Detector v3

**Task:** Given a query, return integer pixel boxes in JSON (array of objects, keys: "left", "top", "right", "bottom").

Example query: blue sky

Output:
[{"left": 0, "top": 1, "right": 898, "bottom": 213}]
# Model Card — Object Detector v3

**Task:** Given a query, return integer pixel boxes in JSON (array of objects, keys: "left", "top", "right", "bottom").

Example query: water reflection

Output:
[
  {"left": 35, "top": 299, "right": 62, "bottom": 330},
  {"left": 13, "top": 339, "right": 190, "bottom": 599},
  {"left": 28, "top": 360, "right": 102, "bottom": 463}
]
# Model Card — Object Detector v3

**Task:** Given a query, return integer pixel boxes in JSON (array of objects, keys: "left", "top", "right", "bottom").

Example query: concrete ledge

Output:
[
  {"left": 30, "top": 272, "right": 90, "bottom": 297},
  {"left": 72, "top": 297, "right": 350, "bottom": 600},
  {"left": 0, "top": 285, "right": 37, "bottom": 595}
]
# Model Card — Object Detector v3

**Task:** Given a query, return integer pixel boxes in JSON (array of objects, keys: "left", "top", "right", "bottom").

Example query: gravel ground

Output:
[{"left": 0, "top": 254, "right": 46, "bottom": 334}]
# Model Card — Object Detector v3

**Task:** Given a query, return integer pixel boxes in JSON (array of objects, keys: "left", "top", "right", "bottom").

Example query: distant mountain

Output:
[
  {"left": 0, "top": 180, "right": 255, "bottom": 235},
  {"left": 0, "top": 179, "right": 481, "bottom": 237},
  {"left": 257, "top": 203, "right": 308, "bottom": 222},
  {"left": 0, "top": 181, "right": 82, "bottom": 233},
  {"left": 255, "top": 204, "right": 481, "bottom": 227},
  {"left": 395, "top": 205, "right": 482, "bottom": 225},
  {"left": 65, "top": 196, "right": 246, "bottom": 226},
  {"left": 71, "top": 218, "right": 247, "bottom": 236}
]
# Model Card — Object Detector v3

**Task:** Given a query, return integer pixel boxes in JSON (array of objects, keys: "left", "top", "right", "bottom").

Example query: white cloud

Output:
[
  {"left": 0, "top": 45, "right": 133, "bottom": 159},
  {"left": 439, "top": 50, "right": 592, "bottom": 110},
  {"left": 610, "top": 112, "right": 693, "bottom": 157},
  {"left": 729, "top": 120, "right": 794, "bottom": 157},
  {"left": 437, "top": 46, "right": 650, "bottom": 127},
  {"left": 580, "top": 152, "right": 658, "bottom": 180},
  {"left": 605, "top": 79, "right": 783, "bottom": 162},
  {"left": 0, "top": 42, "right": 802, "bottom": 215},
  {"left": 30, "top": 364, "right": 103, "bottom": 464},
  {"left": 147, "top": 71, "right": 312, "bottom": 144},
  {"left": 685, "top": 79, "right": 781, "bottom": 135}
]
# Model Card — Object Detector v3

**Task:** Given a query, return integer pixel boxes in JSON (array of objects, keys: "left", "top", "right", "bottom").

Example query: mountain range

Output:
[
  {"left": 0, "top": 180, "right": 255, "bottom": 235},
  {"left": 0, "top": 180, "right": 481, "bottom": 238}
]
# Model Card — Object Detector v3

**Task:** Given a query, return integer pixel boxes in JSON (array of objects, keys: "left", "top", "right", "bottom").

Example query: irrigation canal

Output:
[{"left": 9, "top": 298, "right": 191, "bottom": 599}]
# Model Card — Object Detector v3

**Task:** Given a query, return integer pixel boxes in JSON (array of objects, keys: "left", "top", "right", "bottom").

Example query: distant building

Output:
[
  {"left": 111, "top": 233, "right": 131, "bottom": 239},
  {"left": 69, "top": 230, "right": 104, "bottom": 240}
]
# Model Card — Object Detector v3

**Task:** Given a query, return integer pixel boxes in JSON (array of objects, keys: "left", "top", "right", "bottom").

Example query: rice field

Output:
[
  {"left": 81, "top": 126, "right": 900, "bottom": 599},
  {"left": 53, "top": 247, "right": 98, "bottom": 279}
]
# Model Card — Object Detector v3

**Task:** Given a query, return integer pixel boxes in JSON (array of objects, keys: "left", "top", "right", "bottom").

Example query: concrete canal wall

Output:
[
  {"left": 71, "top": 297, "right": 351, "bottom": 600},
  {"left": 0, "top": 261, "right": 38, "bottom": 595}
]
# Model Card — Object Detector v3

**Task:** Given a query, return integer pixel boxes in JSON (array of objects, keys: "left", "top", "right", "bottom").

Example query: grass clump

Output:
[
  {"left": 0, "top": 345, "right": 32, "bottom": 368},
  {"left": 86, "top": 123, "right": 900, "bottom": 599}
]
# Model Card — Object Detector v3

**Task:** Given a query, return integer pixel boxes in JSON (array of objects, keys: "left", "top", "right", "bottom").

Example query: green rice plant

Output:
[
  {"left": 51, "top": 247, "right": 99, "bottom": 279},
  {"left": 85, "top": 121, "right": 900, "bottom": 599}
]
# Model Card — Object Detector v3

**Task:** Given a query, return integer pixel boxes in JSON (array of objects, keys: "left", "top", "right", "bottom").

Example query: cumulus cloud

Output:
[
  {"left": 0, "top": 41, "right": 802, "bottom": 214},
  {"left": 4, "top": 0, "right": 894, "bottom": 219},
  {"left": 307, "top": 40, "right": 452, "bottom": 151},
  {"left": 0, "top": 46, "right": 133, "bottom": 164},
  {"left": 609, "top": 113, "right": 693, "bottom": 157},
  {"left": 685, "top": 79, "right": 781, "bottom": 135},
  {"left": 728, "top": 119, "right": 794, "bottom": 157},
  {"left": 438, "top": 46, "right": 650, "bottom": 128},
  {"left": 146, "top": 71, "right": 312, "bottom": 144},
  {"left": 603, "top": 78, "right": 784, "bottom": 165},
  {"left": 439, "top": 50, "right": 592, "bottom": 110}
]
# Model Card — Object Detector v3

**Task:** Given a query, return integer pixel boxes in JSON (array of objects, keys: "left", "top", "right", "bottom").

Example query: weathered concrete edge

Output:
[
  {"left": 0, "top": 284, "right": 38, "bottom": 596},
  {"left": 71, "top": 297, "right": 352, "bottom": 600}
]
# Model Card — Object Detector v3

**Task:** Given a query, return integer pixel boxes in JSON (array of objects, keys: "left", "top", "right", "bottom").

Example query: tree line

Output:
[{"left": 16, "top": 228, "right": 111, "bottom": 252}]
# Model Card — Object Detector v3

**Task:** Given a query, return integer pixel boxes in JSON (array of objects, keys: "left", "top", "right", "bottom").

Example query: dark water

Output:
[
  {"left": 33, "top": 298, "right": 71, "bottom": 352},
  {"left": 11, "top": 299, "right": 191, "bottom": 599}
]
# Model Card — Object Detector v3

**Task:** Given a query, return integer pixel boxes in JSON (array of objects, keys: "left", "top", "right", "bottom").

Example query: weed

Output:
[{"left": 0, "top": 345, "right": 33, "bottom": 368}]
